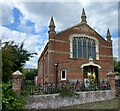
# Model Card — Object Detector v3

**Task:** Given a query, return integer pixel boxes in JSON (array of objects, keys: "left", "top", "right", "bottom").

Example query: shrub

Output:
[
  {"left": 2, "top": 83, "right": 24, "bottom": 111},
  {"left": 59, "top": 88, "right": 79, "bottom": 97},
  {"left": 89, "top": 80, "right": 99, "bottom": 91}
]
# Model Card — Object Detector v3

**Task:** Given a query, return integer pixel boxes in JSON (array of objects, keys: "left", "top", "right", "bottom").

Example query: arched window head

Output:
[{"left": 70, "top": 34, "right": 99, "bottom": 60}]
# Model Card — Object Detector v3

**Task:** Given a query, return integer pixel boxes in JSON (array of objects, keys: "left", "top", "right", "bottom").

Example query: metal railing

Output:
[{"left": 21, "top": 80, "right": 110, "bottom": 95}]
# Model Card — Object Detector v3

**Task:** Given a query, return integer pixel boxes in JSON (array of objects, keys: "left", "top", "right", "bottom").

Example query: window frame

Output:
[
  {"left": 69, "top": 34, "right": 99, "bottom": 60},
  {"left": 61, "top": 70, "right": 67, "bottom": 80}
]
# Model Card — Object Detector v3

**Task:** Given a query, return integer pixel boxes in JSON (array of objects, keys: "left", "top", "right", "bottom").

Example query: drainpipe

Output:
[{"left": 55, "top": 63, "right": 58, "bottom": 86}]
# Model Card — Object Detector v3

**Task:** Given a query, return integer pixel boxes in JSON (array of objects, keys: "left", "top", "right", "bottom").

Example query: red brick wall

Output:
[{"left": 37, "top": 23, "right": 114, "bottom": 85}]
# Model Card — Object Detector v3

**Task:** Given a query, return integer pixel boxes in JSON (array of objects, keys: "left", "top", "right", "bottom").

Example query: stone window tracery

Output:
[{"left": 72, "top": 37, "right": 96, "bottom": 59}]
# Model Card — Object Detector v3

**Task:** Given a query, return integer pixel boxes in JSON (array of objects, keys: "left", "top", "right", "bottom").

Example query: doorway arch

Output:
[
  {"left": 83, "top": 65, "right": 98, "bottom": 82},
  {"left": 81, "top": 62, "right": 101, "bottom": 89}
]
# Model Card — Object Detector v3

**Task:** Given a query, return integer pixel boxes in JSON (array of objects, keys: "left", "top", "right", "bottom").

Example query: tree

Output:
[
  {"left": 2, "top": 41, "right": 37, "bottom": 83},
  {"left": 114, "top": 57, "right": 120, "bottom": 73},
  {"left": 24, "top": 69, "right": 37, "bottom": 80},
  {"left": 22, "top": 69, "right": 37, "bottom": 85},
  {"left": 2, "top": 41, "right": 15, "bottom": 83},
  {"left": 115, "top": 61, "right": 120, "bottom": 73}
]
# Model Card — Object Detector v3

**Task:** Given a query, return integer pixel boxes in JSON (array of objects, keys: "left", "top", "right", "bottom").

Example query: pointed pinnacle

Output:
[
  {"left": 81, "top": 8, "right": 87, "bottom": 23},
  {"left": 107, "top": 28, "right": 111, "bottom": 37},
  {"left": 49, "top": 16, "right": 55, "bottom": 27},
  {"left": 81, "top": 8, "right": 86, "bottom": 17}
]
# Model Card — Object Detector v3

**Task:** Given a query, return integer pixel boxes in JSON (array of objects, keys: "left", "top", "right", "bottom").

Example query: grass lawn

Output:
[{"left": 62, "top": 97, "right": 120, "bottom": 109}]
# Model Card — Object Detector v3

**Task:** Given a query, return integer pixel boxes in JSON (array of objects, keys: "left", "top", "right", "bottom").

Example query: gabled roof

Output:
[{"left": 56, "top": 22, "right": 108, "bottom": 43}]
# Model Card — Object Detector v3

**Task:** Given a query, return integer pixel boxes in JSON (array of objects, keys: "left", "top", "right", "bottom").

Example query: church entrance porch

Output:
[
  {"left": 83, "top": 66, "right": 98, "bottom": 82},
  {"left": 82, "top": 65, "right": 99, "bottom": 91}
]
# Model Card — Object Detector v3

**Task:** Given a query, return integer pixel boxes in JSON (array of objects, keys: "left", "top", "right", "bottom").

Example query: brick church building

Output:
[{"left": 37, "top": 9, "right": 114, "bottom": 86}]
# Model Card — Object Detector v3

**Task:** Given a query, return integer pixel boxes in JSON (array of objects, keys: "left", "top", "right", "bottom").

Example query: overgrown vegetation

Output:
[
  {"left": 2, "top": 83, "right": 24, "bottom": 111},
  {"left": 59, "top": 88, "right": 79, "bottom": 97}
]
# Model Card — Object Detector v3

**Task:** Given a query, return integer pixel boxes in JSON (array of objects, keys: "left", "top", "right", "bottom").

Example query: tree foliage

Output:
[
  {"left": 2, "top": 41, "right": 37, "bottom": 83},
  {"left": 114, "top": 61, "right": 120, "bottom": 73},
  {"left": 114, "top": 57, "right": 120, "bottom": 73},
  {"left": 24, "top": 69, "right": 37, "bottom": 80}
]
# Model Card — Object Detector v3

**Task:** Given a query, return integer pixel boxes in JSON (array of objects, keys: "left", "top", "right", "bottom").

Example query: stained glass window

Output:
[
  {"left": 78, "top": 38, "right": 82, "bottom": 58},
  {"left": 72, "top": 38, "right": 77, "bottom": 58},
  {"left": 92, "top": 41, "right": 96, "bottom": 59},
  {"left": 88, "top": 39, "right": 91, "bottom": 58},
  {"left": 83, "top": 38, "right": 87, "bottom": 58},
  {"left": 72, "top": 37, "right": 96, "bottom": 59}
]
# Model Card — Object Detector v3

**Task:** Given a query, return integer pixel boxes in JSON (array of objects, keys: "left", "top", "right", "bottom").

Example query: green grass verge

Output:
[{"left": 62, "top": 97, "right": 120, "bottom": 109}]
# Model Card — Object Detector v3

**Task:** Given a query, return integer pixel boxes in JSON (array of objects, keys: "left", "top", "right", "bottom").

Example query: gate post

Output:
[
  {"left": 12, "top": 70, "right": 23, "bottom": 95},
  {"left": 107, "top": 72, "right": 116, "bottom": 93}
]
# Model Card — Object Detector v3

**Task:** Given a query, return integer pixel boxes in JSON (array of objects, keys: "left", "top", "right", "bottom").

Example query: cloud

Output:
[
  {"left": 13, "top": 2, "right": 118, "bottom": 35},
  {"left": 1, "top": 2, "right": 118, "bottom": 35},
  {"left": 1, "top": 2, "right": 14, "bottom": 25},
  {"left": 112, "top": 37, "right": 118, "bottom": 58},
  {"left": 17, "top": 16, "right": 33, "bottom": 33},
  {"left": 1, "top": 26, "right": 47, "bottom": 68}
]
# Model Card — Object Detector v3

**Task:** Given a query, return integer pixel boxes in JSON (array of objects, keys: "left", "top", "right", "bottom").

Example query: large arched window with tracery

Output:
[{"left": 72, "top": 37, "right": 96, "bottom": 59}]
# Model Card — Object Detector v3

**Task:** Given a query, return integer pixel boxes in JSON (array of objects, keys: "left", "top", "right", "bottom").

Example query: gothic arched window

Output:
[
  {"left": 78, "top": 38, "right": 82, "bottom": 58},
  {"left": 72, "top": 38, "right": 77, "bottom": 58},
  {"left": 83, "top": 38, "right": 87, "bottom": 58},
  {"left": 72, "top": 37, "right": 96, "bottom": 59},
  {"left": 92, "top": 40, "right": 96, "bottom": 59},
  {"left": 88, "top": 39, "right": 91, "bottom": 58}
]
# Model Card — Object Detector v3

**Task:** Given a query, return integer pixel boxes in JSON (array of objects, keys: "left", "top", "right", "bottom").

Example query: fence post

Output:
[
  {"left": 107, "top": 72, "right": 116, "bottom": 94},
  {"left": 76, "top": 80, "right": 80, "bottom": 91},
  {"left": 12, "top": 70, "right": 23, "bottom": 95}
]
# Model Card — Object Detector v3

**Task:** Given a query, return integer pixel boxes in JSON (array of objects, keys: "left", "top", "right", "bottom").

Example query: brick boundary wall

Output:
[{"left": 25, "top": 90, "right": 115, "bottom": 109}]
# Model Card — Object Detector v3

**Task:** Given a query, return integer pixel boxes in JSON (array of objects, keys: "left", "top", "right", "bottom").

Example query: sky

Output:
[{"left": 0, "top": 0, "right": 119, "bottom": 68}]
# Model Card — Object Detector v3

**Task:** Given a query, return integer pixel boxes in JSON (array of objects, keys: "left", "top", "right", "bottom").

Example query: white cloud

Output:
[
  {"left": 1, "top": 2, "right": 118, "bottom": 35},
  {"left": 12, "top": 2, "right": 118, "bottom": 36},
  {"left": 0, "top": 2, "right": 14, "bottom": 25},
  {"left": 112, "top": 37, "right": 118, "bottom": 58},
  {"left": 17, "top": 16, "right": 33, "bottom": 33},
  {"left": 1, "top": 26, "right": 47, "bottom": 68}
]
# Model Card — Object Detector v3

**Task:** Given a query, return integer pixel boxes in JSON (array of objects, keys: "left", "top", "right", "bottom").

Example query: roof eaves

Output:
[{"left": 38, "top": 42, "right": 49, "bottom": 62}]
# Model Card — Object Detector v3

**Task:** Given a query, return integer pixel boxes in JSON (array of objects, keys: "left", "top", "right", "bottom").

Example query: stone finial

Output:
[
  {"left": 106, "top": 28, "right": 112, "bottom": 42},
  {"left": 107, "top": 71, "right": 114, "bottom": 76},
  {"left": 48, "top": 16, "right": 56, "bottom": 33},
  {"left": 81, "top": 8, "right": 87, "bottom": 23},
  {"left": 12, "top": 70, "right": 23, "bottom": 76}
]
